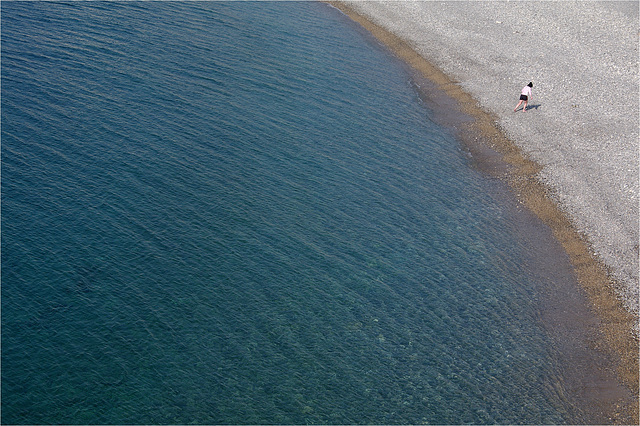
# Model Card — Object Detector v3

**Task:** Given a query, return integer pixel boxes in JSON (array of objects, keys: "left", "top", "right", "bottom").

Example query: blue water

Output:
[{"left": 2, "top": 2, "right": 587, "bottom": 424}]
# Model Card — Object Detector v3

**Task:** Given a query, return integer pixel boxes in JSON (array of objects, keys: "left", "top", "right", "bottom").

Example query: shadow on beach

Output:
[{"left": 514, "top": 103, "right": 541, "bottom": 112}]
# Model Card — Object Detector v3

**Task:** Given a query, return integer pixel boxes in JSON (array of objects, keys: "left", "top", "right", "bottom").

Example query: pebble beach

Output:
[{"left": 333, "top": 0, "right": 639, "bottom": 409}]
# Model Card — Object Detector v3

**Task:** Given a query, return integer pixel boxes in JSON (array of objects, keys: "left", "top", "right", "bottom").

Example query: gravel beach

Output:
[{"left": 335, "top": 1, "right": 639, "bottom": 325}]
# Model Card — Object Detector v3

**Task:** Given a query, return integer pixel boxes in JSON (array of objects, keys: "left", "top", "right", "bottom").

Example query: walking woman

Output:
[{"left": 514, "top": 82, "right": 533, "bottom": 112}]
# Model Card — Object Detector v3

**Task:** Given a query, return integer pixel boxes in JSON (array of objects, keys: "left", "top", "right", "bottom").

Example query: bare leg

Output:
[
  {"left": 523, "top": 100, "right": 528, "bottom": 112},
  {"left": 514, "top": 100, "right": 523, "bottom": 112}
]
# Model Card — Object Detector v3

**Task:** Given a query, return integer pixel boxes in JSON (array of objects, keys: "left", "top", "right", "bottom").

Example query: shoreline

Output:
[{"left": 329, "top": 1, "right": 639, "bottom": 422}]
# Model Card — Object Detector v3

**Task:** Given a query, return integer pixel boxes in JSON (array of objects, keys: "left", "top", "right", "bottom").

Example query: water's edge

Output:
[
  {"left": 3, "top": 1, "right": 637, "bottom": 423},
  {"left": 328, "top": 2, "right": 639, "bottom": 423}
]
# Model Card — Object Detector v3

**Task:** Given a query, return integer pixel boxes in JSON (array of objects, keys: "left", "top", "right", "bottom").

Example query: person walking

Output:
[{"left": 514, "top": 82, "right": 533, "bottom": 112}]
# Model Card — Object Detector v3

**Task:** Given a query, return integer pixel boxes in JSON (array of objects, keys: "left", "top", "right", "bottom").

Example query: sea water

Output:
[{"left": 2, "top": 2, "right": 594, "bottom": 424}]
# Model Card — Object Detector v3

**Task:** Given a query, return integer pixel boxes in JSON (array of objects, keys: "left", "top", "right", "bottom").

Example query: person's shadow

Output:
[{"left": 515, "top": 103, "right": 541, "bottom": 112}]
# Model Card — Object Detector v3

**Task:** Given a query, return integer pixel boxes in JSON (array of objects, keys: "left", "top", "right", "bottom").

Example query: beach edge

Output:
[{"left": 328, "top": 1, "right": 639, "bottom": 422}]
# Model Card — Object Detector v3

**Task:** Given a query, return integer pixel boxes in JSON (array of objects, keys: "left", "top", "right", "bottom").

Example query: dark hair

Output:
[{"left": 527, "top": 82, "right": 533, "bottom": 87}]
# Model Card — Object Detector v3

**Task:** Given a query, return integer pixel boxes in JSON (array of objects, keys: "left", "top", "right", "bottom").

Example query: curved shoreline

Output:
[{"left": 329, "top": 1, "right": 638, "bottom": 422}]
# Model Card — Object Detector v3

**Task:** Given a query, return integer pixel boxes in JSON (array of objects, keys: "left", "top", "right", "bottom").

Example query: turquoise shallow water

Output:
[{"left": 2, "top": 2, "right": 594, "bottom": 424}]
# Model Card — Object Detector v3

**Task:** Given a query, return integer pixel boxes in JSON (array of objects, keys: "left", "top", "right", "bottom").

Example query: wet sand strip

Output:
[{"left": 328, "top": 2, "right": 639, "bottom": 423}]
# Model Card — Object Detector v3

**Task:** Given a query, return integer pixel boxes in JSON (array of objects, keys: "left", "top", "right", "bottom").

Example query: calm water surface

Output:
[{"left": 2, "top": 2, "right": 597, "bottom": 424}]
